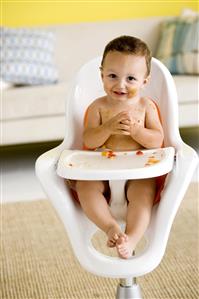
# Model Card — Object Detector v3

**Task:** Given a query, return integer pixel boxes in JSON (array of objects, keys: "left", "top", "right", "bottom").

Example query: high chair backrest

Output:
[{"left": 64, "top": 57, "right": 182, "bottom": 150}]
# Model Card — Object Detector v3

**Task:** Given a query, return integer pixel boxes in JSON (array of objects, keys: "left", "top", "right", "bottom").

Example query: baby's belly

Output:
[{"left": 104, "top": 135, "right": 142, "bottom": 151}]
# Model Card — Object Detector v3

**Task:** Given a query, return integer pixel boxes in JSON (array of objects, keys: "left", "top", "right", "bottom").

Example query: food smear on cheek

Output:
[{"left": 128, "top": 87, "right": 137, "bottom": 98}]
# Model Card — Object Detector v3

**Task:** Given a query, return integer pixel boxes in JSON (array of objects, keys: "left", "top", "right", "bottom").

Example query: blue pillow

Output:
[
  {"left": 156, "top": 15, "right": 199, "bottom": 74},
  {"left": 0, "top": 27, "right": 59, "bottom": 85}
]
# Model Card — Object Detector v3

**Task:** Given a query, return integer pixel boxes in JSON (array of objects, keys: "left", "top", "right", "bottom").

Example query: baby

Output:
[{"left": 75, "top": 36, "right": 164, "bottom": 259}]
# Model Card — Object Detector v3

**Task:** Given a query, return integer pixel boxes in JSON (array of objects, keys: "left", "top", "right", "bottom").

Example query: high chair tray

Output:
[{"left": 56, "top": 147, "right": 175, "bottom": 180}]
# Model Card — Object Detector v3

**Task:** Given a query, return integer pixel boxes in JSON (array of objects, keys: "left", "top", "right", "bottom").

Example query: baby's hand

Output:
[
  {"left": 104, "top": 111, "right": 132, "bottom": 135},
  {"left": 126, "top": 116, "right": 143, "bottom": 136},
  {"left": 119, "top": 112, "right": 144, "bottom": 137}
]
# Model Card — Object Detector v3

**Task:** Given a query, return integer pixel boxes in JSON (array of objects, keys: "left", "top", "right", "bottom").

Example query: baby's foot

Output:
[
  {"left": 116, "top": 235, "right": 135, "bottom": 259},
  {"left": 106, "top": 225, "right": 127, "bottom": 248}
]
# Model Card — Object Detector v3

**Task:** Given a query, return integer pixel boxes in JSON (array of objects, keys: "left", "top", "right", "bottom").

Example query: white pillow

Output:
[{"left": 0, "top": 27, "right": 59, "bottom": 85}]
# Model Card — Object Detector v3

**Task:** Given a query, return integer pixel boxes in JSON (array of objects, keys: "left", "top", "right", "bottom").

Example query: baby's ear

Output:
[{"left": 143, "top": 75, "right": 150, "bottom": 85}]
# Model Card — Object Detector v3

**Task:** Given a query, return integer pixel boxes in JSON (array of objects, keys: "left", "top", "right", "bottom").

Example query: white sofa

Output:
[{"left": 2, "top": 17, "right": 198, "bottom": 146}]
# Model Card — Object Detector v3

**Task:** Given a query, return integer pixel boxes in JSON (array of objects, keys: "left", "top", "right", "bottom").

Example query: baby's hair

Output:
[{"left": 101, "top": 35, "right": 152, "bottom": 76}]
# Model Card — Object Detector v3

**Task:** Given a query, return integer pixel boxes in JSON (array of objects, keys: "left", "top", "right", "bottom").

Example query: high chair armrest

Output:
[
  {"left": 35, "top": 143, "right": 67, "bottom": 200},
  {"left": 36, "top": 144, "right": 63, "bottom": 171},
  {"left": 171, "top": 142, "right": 198, "bottom": 186}
]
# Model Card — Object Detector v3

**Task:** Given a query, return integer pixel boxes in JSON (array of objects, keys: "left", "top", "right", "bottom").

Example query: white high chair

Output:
[{"left": 35, "top": 57, "right": 198, "bottom": 299}]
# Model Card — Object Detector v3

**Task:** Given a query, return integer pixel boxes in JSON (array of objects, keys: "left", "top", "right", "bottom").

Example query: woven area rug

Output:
[{"left": 1, "top": 183, "right": 198, "bottom": 299}]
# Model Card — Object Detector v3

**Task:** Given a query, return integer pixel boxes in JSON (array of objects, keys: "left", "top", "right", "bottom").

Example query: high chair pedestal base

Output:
[
  {"left": 116, "top": 279, "right": 142, "bottom": 299},
  {"left": 116, "top": 283, "right": 142, "bottom": 299}
]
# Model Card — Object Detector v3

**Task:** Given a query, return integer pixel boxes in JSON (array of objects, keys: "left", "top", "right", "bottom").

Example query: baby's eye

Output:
[
  {"left": 108, "top": 73, "right": 117, "bottom": 79},
  {"left": 127, "top": 76, "right": 136, "bottom": 81}
]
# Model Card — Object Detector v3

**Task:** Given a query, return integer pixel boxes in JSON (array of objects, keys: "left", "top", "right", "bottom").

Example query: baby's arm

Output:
[
  {"left": 83, "top": 100, "right": 131, "bottom": 149},
  {"left": 83, "top": 102, "right": 110, "bottom": 149},
  {"left": 129, "top": 100, "right": 164, "bottom": 149}
]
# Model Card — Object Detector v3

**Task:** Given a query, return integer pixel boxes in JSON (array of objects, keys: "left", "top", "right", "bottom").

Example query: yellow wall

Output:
[{"left": 1, "top": 0, "right": 199, "bottom": 27}]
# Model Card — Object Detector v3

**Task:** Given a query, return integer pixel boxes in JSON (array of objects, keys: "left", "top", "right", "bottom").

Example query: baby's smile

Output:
[
  {"left": 112, "top": 88, "right": 137, "bottom": 99},
  {"left": 114, "top": 90, "right": 127, "bottom": 96}
]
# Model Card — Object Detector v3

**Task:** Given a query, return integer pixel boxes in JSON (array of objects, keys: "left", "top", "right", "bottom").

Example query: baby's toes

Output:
[
  {"left": 107, "top": 239, "right": 116, "bottom": 247},
  {"left": 117, "top": 235, "right": 126, "bottom": 246},
  {"left": 107, "top": 234, "right": 119, "bottom": 247},
  {"left": 116, "top": 236, "right": 132, "bottom": 259},
  {"left": 117, "top": 245, "right": 131, "bottom": 259},
  {"left": 113, "top": 233, "right": 119, "bottom": 242},
  {"left": 118, "top": 233, "right": 128, "bottom": 242}
]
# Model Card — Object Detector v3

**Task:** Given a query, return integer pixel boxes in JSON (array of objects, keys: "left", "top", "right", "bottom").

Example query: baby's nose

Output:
[{"left": 117, "top": 79, "right": 126, "bottom": 88}]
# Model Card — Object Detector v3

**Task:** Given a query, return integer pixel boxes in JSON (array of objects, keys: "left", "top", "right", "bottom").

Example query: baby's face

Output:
[{"left": 101, "top": 51, "right": 149, "bottom": 102}]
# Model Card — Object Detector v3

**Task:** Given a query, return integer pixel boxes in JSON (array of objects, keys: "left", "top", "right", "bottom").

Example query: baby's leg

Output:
[
  {"left": 116, "top": 178, "right": 156, "bottom": 258},
  {"left": 76, "top": 180, "right": 126, "bottom": 247}
]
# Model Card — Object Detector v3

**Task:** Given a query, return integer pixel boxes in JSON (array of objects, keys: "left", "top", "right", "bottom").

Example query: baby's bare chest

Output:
[{"left": 100, "top": 106, "right": 146, "bottom": 125}]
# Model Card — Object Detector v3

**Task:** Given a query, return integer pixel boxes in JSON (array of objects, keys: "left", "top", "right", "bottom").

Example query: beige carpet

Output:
[{"left": 1, "top": 183, "right": 199, "bottom": 299}]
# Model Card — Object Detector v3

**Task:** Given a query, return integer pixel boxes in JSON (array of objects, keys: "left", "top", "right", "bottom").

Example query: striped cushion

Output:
[
  {"left": 156, "top": 15, "right": 199, "bottom": 74},
  {"left": 0, "top": 27, "right": 58, "bottom": 85}
]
